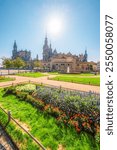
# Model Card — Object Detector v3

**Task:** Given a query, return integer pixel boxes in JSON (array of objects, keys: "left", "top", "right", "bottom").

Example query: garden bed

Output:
[{"left": 0, "top": 84, "right": 100, "bottom": 149}]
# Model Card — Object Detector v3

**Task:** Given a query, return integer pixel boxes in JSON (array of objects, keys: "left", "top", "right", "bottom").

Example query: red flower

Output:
[
  {"left": 76, "top": 127, "right": 81, "bottom": 132},
  {"left": 82, "top": 122, "right": 86, "bottom": 127}
]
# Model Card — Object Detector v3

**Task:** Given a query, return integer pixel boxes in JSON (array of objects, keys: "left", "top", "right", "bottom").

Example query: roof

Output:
[{"left": 51, "top": 55, "right": 75, "bottom": 63}]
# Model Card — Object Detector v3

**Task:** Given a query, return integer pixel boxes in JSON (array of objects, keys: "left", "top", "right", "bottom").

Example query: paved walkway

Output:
[{"left": 0, "top": 75, "right": 100, "bottom": 93}]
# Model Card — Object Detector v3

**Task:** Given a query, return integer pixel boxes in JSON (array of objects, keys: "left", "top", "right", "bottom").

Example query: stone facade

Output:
[
  {"left": 42, "top": 54, "right": 97, "bottom": 73},
  {"left": 12, "top": 41, "right": 31, "bottom": 61},
  {"left": 42, "top": 35, "right": 88, "bottom": 64},
  {"left": 43, "top": 36, "right": 57, "bottom": 62},
  {"left": 50, "top": 54, "right": 77, "bottom": 73},
  {"left": 42, "top": 35, "right": 94, "bottom": 73}
]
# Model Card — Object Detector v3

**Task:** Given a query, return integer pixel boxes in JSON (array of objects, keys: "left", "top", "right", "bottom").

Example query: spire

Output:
[
  {"left": 50, "top": 41, "right": 52, "bottom": 49},
  {"left": 13, "top": 40, "right": 17, "bottom": 51},
  {"left": 12, "top": 40, "right": 17, "bottom": 59},
  {"left": 14, "top": 40, "right": 17, "bottom": 46},
  {"left": 83, "top": 47, "right": 88, "bottom": 62},
  {"left": 43, "top": 33, "right": 49, "bottom": 50},
  {"left": 44, "top": 34, "right": 48, "bottom": 46},
  {"left": 85, "top": 46, "right": 87, "bottom": 54},
  {"left": 36, "top": 54, "right": 39, "bottom": 60}
]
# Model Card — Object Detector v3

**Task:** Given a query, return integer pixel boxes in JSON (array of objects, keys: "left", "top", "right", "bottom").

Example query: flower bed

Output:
[{"left": 3, "top": 84, "right": 100, "bottom": 143}]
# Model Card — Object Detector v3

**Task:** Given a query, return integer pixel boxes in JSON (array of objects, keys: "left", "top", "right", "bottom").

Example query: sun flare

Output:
[{"left": 47, "top": 16, "right": 63, "bottom": 36}]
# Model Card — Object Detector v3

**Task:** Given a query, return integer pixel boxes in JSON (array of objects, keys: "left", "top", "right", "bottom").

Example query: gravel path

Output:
[{"left": 0, "top": 75, "right": 100, "bottom": 93}]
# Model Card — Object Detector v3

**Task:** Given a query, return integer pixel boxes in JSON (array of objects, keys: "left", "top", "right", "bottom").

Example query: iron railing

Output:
[{"left": 0, "top": 106, "right": 46, "bottom": 150}]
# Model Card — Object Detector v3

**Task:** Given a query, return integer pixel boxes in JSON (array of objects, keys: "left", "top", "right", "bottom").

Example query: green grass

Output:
[
  {"left": 0, "top": 89, "right": 99, "bottom": 150},
  {"left": 60, "top": 73, "right": 98, "bottom": 76},
  {"left": 48, "top": 73, "right": 99, "bottom": 76},
  {"left": 47, "top": 72, "right": 60, "bottom": 75},
  {"left": 72, "top": 73, "right": 99, "bottom": 76},
  {"left": 50, "top": 75, "right": 100, "bottom": 86},
  {"left": 16, "top": 72, "right": 47, "bottom": 78},
  {"left": 0, "top": 108, "right": 39, "bottom": 150},
  {"left": 0, "top": 76, "right": 15, "bottom": 82}
]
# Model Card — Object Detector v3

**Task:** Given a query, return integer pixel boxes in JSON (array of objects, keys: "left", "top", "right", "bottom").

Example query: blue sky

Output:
[{"left": 0, "top": 0, "right": 100, "bottom": 62}]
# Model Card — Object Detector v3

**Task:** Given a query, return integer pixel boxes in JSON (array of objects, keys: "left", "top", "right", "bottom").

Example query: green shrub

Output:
[
  {"left": 3, "top": 86, "right": 16, "bottom": 96},
  {"left": 16, "top": 84, "right": 36, "bottom": 94}
]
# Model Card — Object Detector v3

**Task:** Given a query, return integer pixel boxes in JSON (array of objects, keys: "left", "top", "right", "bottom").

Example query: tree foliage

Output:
[
  {"left": 13, "top": 57, "right": 25, "bottom": 71},
  {"left": 2, "top": 57, "right": 13, "bottom": 74},
  {"left": 33, "top": 60, "right": 42, "bottom": 68},
  {"left": 2, "top": 57, "right": 13, "bottom": 68}
]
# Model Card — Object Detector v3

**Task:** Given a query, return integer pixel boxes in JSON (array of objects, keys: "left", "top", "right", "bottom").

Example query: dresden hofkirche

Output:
[
  {"left": 12, "top": 41, "right": 31, "bottom": 62},
  {"left": 42, "top": 35, "right": 96, "bottom": 73}
]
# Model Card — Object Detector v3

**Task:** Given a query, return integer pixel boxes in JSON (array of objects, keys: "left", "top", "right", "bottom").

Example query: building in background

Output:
[
  {"left": 12, "top": 41, "right": 31, "bottom": 62},
  {"left": 42, "top": 35, "right": 58, "bottom": 62},
  {"left": 42, "top": 35, "right": 88, "bottom": 63},
  {"left": 11, "top": 36, "right": 98, "bottom": 73},
  {"left": 42, "top": 35, "right": 96, "bottom": 73}
]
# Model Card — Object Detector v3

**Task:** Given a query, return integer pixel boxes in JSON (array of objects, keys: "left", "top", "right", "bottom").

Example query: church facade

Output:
[
  {"left": 42, "top": 35, "right": 57, "bottom": 62},
  {"left": 42, "top": 35, "right": 88, "bottom": 63},
  {"left": 12, "top": 41, "right": 31, "bottom": 62},
  {"left": 11, "top": 37, "right": 98, "bottom": 73},
  {"left": 42, "top": 35, "right": 96, "bottom": 73}
]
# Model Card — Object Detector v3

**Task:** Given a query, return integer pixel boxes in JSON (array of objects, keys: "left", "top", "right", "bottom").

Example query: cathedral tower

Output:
[
  {"left": 12, "top": 40, "right": 18, "bottom": 59},
  {"left": 43, "top": 35, "right": 53, "bottom": 61},
  {"left": 83, "top": 49, "right": 88, "bottom": 62}
]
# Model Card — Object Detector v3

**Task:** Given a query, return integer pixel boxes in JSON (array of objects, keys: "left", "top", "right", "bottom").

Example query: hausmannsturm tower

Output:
[
  {"left": 42, "top": 35, "right": 88, "bottom": 63},
  {"left": 42, "top": 35, "right": 57, "bottom": 62}
]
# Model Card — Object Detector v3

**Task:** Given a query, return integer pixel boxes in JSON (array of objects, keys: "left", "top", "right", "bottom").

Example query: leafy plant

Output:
[{"left": 16, "top": 84, "right": 36, "bottom": 93}]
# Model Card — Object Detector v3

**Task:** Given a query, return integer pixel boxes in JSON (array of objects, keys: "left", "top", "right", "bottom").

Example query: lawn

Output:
[
  {"left": 16, "top": 72, "right": 47, "bottom": 78},
  {"left": 0, "top": 88, "right": 99, "bottom": 150},
  {"left": 50, "top": 74, "right": 100, "bottom": 86},
  {"left": 48, "top": 72, "right": 99, "bottom": 76},
  {"left": 47, "top": 72, "right": 60, "bottom": 75},
  {"left": 15, "top": 72, "right": 100, "bottom": 86},
  {"left": 0, "top": 76, "right": 15, "bottom": 82}
]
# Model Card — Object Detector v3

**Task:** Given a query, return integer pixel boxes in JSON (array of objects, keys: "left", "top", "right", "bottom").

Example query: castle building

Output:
[
  {"left": 42, "top": 36, "right": 57, "bottom": 62},
  {"left": 12, "top": 40, "right": 31, "bottom": 61},
  {"left": 42, "top": 35, "right": 91, "bottom": 73},
  {"left": 42, "top": 35, "right": 88, "bottom": 63},
  {"left": 11, "top": 36, "right": 97, "bottom": 73}
]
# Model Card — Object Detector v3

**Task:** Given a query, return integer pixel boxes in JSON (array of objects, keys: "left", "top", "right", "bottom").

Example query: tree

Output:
[
  {"left": 33, "top": 60, "right": 42, "bottom": 69},
  {"left": 13, "top": 57, "right": 25, "bottom": 73},
  {"left": 2, "top": 57, "right": 13, "bottom": 74}
]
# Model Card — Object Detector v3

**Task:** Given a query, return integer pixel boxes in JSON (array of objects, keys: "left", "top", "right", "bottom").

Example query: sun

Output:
[{"left": 47, "top": 16, "right": 63, "bottom": 36}]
